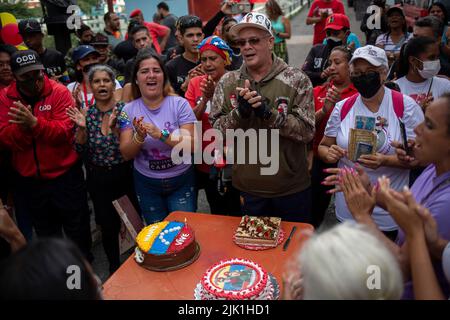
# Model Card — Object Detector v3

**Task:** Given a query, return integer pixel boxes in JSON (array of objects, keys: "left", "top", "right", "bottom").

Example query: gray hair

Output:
[
  {"left": 415, "top": 15, "right": 444, "bottom": 41},
  {"left": 87, "top": 64, "right": 116, "bottom": 84},
  {"left": 298, "top": 222, "right": 403, "bottom": 300}
]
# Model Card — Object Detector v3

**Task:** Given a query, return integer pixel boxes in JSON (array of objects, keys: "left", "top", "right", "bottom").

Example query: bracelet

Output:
[{"left": 133, "top": 132, "right": 145, "bottom": 144}]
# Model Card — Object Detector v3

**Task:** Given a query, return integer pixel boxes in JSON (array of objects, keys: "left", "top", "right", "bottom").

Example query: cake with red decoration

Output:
[
  {"left": 134, "top": 221, "right": 199, "bottom": 270},
  {"left": 195, "top": 258, "right": 278, "bottom": 300},
  {"left": 234, "top": 216, "right": 281, "bottom": 247}
]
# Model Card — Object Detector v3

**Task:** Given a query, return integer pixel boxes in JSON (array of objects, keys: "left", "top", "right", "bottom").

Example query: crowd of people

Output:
[{"left": 0, "top": 0, "right": 449, "bottom": 300}]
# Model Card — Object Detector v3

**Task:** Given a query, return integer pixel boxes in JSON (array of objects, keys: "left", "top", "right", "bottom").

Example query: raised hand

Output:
[
  {"left": 8, "top": 101, "right": 37, "bottom": 129},
  {"left": 320, "top": 67, "right": 332, "bottom": 80},
  {"left": 381, "top": 183, "right": 425, "bottom": 238},
  {"left": 72, "top": 83, "right": 83, "bottom": 110},
  {"left": 66, "top": 106, "right": 86, "bottom": 128},
  {"left": 235, "top": 79, "right": 253, "bottom": 118},
  {"left": 325, "top": 144, "right": 347, "bottom": 163},
  {"left": 358, "top": 153, "right": 385, "bottom": 169},
  {"left": 340, "top": 167, "right": 376, "bottom": 220},
  {"left": 142, "top": 121, "right": 162, "bottom": 140},
  {"left": 323, "top": 84, "right": 342, "bottom": 112},
  {"left": 133, "top": 116, "right": 147, "bottom": 140},
  {"left": 200, "top": 75, "right": 216, "bottom": 101},
  {"left": 108, "top": 107, "right": 119, "bottom": 129},
  {"left": 391, "top": 140, "right": 419, "bottom": 167}
]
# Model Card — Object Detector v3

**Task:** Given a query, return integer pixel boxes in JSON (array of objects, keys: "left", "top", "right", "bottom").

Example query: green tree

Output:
[
  {"left": 0, "top": 3, "right": 42, "bottom": 19},
  {"left": 77, "top": 0, "right": 100, "bottom": 15}
]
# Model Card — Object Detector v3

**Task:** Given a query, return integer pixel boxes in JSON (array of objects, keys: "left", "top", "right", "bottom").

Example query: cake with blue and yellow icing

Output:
[{"left": 134, "top": 221, "right": 198, "bottom": 270}]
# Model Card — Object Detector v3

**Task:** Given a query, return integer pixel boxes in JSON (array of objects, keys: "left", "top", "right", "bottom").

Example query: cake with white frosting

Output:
[{"left": 195, "top": 258, "right": 276, "bottom": 300}]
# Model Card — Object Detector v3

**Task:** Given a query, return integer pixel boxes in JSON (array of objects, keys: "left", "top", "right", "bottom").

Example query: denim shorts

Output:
[{"left": 133, "top": 166, "right": 196, "bottom": 224}]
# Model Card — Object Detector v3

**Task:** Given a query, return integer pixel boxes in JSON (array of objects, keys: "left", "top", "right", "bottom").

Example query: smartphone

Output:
[
  {"left": 230, "top": 1, "right": 252, "bottom": 14},
  {"left": 398, "top": 119, "right": 413, "bottom": 156}
]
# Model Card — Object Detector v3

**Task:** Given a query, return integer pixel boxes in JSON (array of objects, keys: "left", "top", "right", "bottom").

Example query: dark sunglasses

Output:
[{"left": 234, "top": 35, "right": 271, "bottom": 48}]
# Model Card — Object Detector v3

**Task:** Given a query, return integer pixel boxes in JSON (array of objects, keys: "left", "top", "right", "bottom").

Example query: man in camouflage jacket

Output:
[{"left": 209, "top": 13, "right": 315, "bottom": 222}]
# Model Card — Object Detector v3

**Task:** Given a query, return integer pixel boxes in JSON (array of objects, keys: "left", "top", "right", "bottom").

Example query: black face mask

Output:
[
  {"left": 327, "top": 38, "right": 343, "bottom": 50},
  {"left": 17, "top": 71, "right": 44, "bottom": 97},
  {"left": 351, "top": 71, "right": 382, "bottom": 99}
]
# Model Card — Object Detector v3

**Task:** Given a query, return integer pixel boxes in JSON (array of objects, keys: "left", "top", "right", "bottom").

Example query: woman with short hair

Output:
[
  {"left": 67, "top": 64, "right": 136, "bottom": 274},
  {"left": 294, "top": 222, "right": 403, "bottom": 300}
]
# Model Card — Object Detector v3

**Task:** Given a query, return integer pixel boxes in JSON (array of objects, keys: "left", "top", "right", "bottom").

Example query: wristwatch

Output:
[{"left": 159, "top": 129, "right": 170, "bottom": 142}]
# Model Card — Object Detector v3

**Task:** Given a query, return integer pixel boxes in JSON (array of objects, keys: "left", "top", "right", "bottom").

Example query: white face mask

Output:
[{"left": 417, "top": 59, "right": 441, "bottom": 79}]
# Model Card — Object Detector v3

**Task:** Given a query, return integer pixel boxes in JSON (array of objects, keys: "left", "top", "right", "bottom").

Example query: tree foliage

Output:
[{"left": 0, "top": 3, "right": 42, "bottom": 19}]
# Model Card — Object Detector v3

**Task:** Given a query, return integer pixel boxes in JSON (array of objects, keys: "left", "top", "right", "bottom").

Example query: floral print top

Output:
[{"left": 75, "top": 102, "right": 131, "bottom": 167}]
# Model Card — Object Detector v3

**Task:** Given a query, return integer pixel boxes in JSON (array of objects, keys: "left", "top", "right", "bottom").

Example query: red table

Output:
[{"left": 103, "top": 211, "right": 314, "bottom": 300}]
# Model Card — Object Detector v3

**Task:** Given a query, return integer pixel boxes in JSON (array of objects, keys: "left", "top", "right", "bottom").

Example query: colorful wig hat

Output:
[{"left": 198, "top": 36, "right": 233, "bottom": 66}]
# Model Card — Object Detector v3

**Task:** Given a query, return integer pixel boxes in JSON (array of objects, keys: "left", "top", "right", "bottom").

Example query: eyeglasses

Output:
[
  {"left": 350, "top": 70, "right": 379, "bottom": 77},
  {"left": 234, "top": 35, "right": 271, "bottom": 48}
]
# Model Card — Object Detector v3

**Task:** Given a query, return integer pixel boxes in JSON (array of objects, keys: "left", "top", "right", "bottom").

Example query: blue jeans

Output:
[
  {"left": 240, "top": 187, "right": 312, "bottom": 223},
  {"left": 133, "top": 166, "right": 196, "bottom": 224}
]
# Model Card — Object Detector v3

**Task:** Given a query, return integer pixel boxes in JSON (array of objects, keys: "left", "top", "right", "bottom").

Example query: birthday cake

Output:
[
  {"left": 234, "top": 216, "right": 281, "bottom": 247},
  {"left": 134, "top": 221, "right": 199, "bottom": 270},
  {"left": 195, "top": 258, "right": 277, "bottom": 300}
]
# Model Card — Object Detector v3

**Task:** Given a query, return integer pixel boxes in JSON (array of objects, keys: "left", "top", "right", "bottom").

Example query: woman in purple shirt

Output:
[
  {"left": 324, "top": 94, "right": 450, "bottom": 299},
  {"left": 119, "top": 49, "right": 197, "bottom": 224}
]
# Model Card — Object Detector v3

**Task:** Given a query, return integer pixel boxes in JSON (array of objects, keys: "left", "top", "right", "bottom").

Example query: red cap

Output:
[
  {"left": 325, "top": 13, "right": 350, "bottom": 30},
  {"left": 130, "top": 9, "right": 142, "bottom": 18}
]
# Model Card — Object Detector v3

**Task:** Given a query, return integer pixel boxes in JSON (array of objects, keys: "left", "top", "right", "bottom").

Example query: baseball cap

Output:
[
  {"left": 72, "top": 45, "right": 100, "bottom": 64},
  {"left": 230, "top": 12, "right": 273, "bottom": 36},
  {"left": 130, "top": 9, "right": 142, "bottom": 18},
  {"left": 10, "top": 50, "right": 44, "bottom": 76},
  {"left": 386, "top": 5, "right": 405, "bottom": 17},
  {"left": 18, "top": 19, "right": 42, "bottom": 35},
  {"left": 349, "top": 45, "right": 389, "bottom": 70},
  {"left": 325, "top": 13, "right": 350, "bottom": 31},
  {"left": 91, "top": 33, "right": 109, "bottom": 46}
]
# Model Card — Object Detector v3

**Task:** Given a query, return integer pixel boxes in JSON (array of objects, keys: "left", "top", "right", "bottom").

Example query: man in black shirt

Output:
[
  {"left": 18, "top": 19, "right": 68, "bottom": 84},
  {"left": 123, "top": 25, "right": 156, "bottom": 85},
  {"left": 157, "top": 2, "right": 178, "bottom": 52},
  {"left": 165, "top": 15, "right": 204, "bottom": 97}
]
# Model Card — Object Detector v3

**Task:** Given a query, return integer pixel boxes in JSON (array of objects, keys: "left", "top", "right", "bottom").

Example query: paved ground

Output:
[{"left": 92, "top": 1, "right": 365, "bottom": 283}]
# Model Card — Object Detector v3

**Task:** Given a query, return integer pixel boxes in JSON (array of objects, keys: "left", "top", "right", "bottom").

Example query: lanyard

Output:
[
  {"left": 82, "top": 82, "right": 95, "bottom": 108},
  {"left": 420, "top": 176, "right": 450, "bottom": 205}
]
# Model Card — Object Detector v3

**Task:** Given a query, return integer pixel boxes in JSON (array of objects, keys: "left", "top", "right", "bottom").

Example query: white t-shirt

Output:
[
  {"left": 375, "top": 32, "right": 412, "bottom": 53},
  {"left": 67, "top": 80, "right": 122, "bottom": 108},
  {"left": 395, "top": 76, "right": 450, "bottom": 105},
  {"left": 324, "top": 88, "right": 424, "bottom": 231}
]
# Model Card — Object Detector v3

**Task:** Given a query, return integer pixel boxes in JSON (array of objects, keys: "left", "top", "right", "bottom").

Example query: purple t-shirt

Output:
[
  {"left": 121, "top": 96, "right": 196, "bottom": 179},
  {"left": 396, "top": 164, "right": 450, "bottom": 299}
]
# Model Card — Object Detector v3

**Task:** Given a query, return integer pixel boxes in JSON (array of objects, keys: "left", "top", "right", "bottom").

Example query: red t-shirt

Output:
[
  {"left": 313, "top": 82, "right": 357, "bottom": 155},
  {"left": 185, "top": 75, "right": 211, "bottom": 173},
  {"left": 308, "top": 0, "right": 345, "bottom": 45}
]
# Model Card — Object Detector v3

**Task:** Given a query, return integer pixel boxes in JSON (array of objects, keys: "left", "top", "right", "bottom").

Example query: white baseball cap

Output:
[
  {"left": 349, "top": 45, "right": 389, "bottom": 70},
  {"left": 230, "top": 12, "right": 273, "bottom": 36}
]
